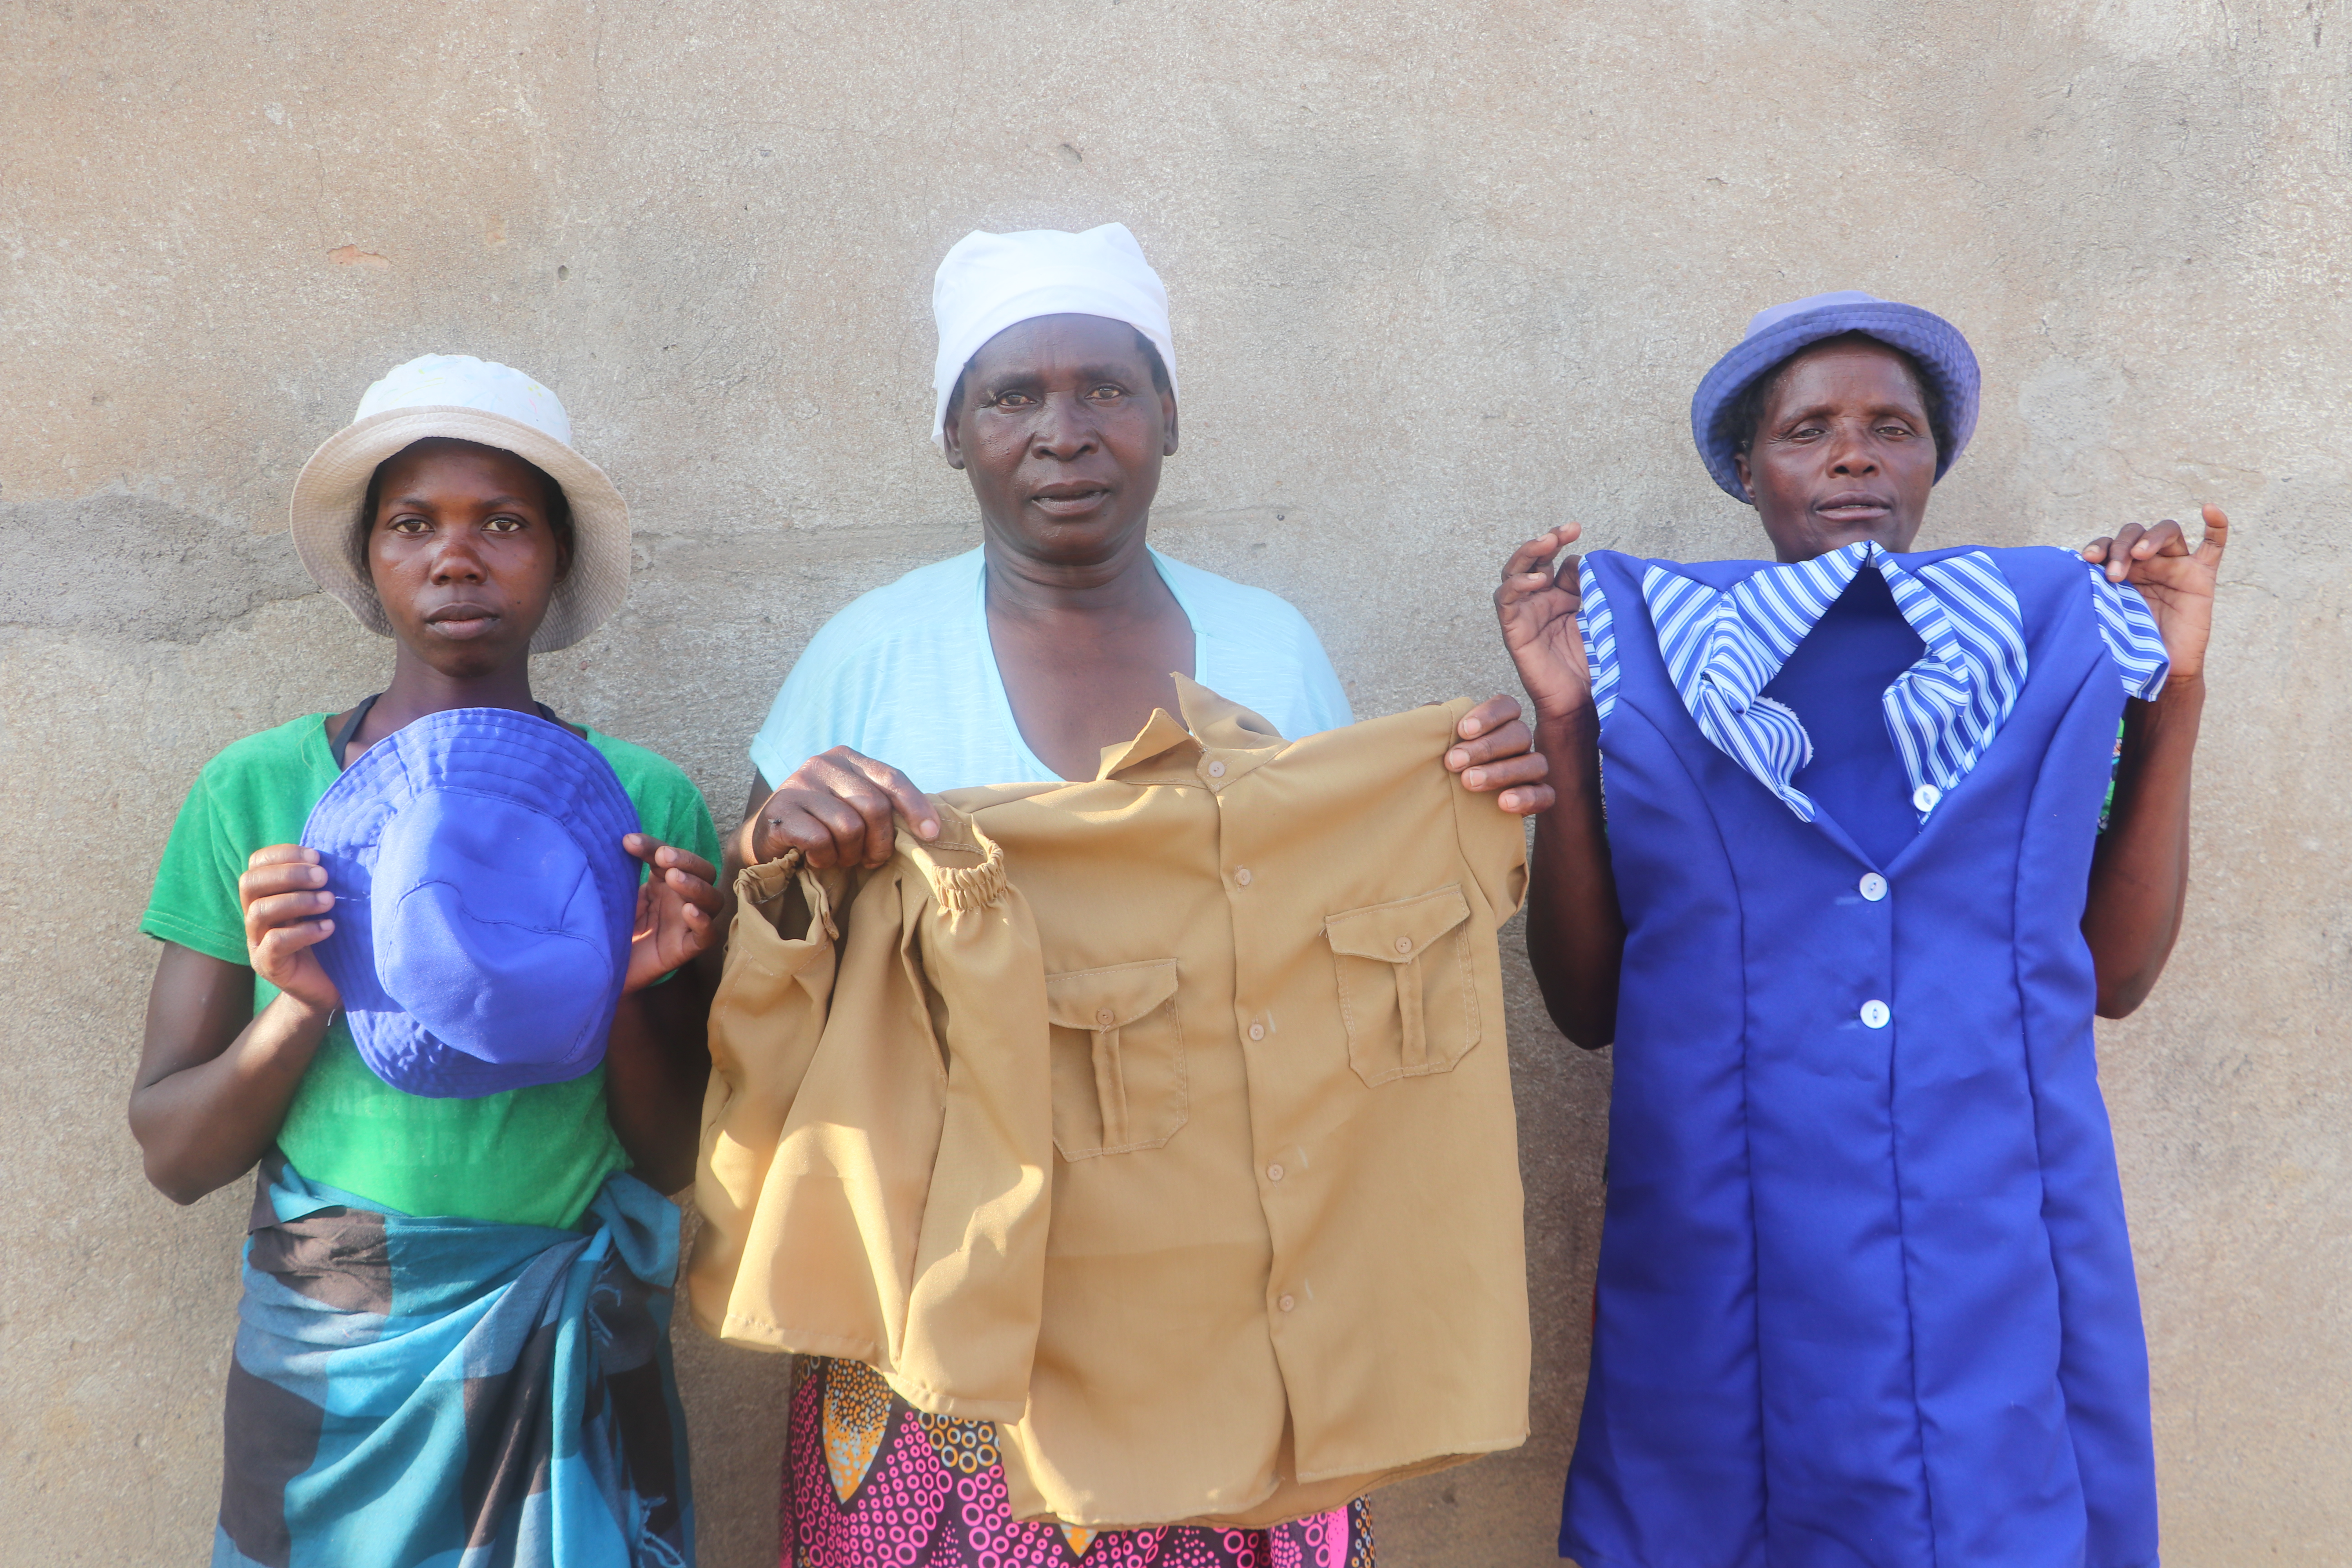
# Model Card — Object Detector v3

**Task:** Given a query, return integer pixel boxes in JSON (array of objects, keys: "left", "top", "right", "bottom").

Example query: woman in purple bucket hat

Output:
[
  {"left": 1494, "top": 294, "right": 2227, "bottom": 1568},
  {"left": 131, "top": 355, "right": 724, "bottom": 1567}
]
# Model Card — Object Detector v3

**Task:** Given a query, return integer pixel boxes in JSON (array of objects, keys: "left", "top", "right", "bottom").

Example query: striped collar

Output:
[{"left": 1639, "top": 542, "right": 2030, "bottom": 825}]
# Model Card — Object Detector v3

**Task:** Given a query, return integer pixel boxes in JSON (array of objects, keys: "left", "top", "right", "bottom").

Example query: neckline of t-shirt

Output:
[{"left": 967, "top": 546, "right": 1206, "bottom": 786}]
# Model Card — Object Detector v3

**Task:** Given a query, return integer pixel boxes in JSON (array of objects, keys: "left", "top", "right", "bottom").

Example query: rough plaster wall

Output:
[{"left": 2, "top": 0, "right": 2345, "bottom": 1563}]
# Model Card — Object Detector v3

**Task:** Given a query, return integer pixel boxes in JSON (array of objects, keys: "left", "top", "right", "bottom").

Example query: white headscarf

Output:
[{"left": 929, "top": 223, "right": 1178, "bottom": 450}]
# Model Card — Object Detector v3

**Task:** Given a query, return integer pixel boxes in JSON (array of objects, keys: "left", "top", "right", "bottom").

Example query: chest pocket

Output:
[
  {"left": 1325, "top": 886, "right": 1480, "bottom": 1086},
  {"left": 1045, "top": 959, "right": 1188, "bottom": 1160}
]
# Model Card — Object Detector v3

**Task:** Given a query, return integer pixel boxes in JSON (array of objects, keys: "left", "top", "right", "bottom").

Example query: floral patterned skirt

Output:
[{"left": 781, "top": 1357, "right": 1376, "bottom": 1568}]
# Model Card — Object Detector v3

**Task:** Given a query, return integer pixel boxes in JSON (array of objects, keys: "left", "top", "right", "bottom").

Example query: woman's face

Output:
[
  {"left": 942, "top": 313, "right": 1178, "bottom": 566},
  {"left": 1733, "top": 339, "right": 1938, "bottom": 563},
  {"left": 365, "top": 438, "right": 566, "bottom": 676}
]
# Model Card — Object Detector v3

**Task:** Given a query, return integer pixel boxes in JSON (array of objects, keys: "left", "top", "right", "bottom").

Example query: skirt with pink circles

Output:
[{"left": 781, "top": 1357, "right": 1376, "bottom": 1568}]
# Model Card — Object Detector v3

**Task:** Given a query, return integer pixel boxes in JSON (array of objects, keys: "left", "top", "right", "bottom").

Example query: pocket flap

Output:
[
  {"left": 1324, "top": 885, "right": 1472, "bottom": 963},
  {"left": 1045, "top": 959, "right": 1181, "bottom": 1031}
]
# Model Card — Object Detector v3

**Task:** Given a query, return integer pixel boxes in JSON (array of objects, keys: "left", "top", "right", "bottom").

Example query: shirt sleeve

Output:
[
  {"left": 691, "top": 853, "right": 858, "bottom": 1343},
  {"left": 138, "top": 769, "right": 253, "bottom": 966},
  {"left": 2082, "top": 563, "right": 2171, "bottom": 701},
  {"left": 1578, "top": 557, "right": 1621, "bottom": 726},
  {"left": 693, "top": 817, "right": 1054, "bottom": 1423}
]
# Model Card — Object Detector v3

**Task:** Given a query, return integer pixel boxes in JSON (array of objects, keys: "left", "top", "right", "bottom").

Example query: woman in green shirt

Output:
[{"left": 132, "top": 355, "right": 720, "bottom": 1567}]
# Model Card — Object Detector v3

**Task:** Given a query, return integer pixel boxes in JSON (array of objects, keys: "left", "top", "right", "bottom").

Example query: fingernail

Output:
[
  {"left": 1446, "top": 749, "right": 1468, "bottom": 768},
  {"left": 919, "top": 820, "right": 939, "bottom": 839},
  {"left": 1466, "top": 769, "right": 1485, "bottom": 787}
]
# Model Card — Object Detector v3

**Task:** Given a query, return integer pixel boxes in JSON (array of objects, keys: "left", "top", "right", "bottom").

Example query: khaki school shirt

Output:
[{"left": 692, "top": 680, "right": 1531, "bottom": 1529}]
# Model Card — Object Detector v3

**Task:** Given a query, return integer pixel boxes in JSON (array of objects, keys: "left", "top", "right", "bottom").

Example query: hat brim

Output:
[
  {"left": 1689, "top": 301, "right": 1982, "bottom": 502},
  {"left": 289, "top": 407, "right": 631, "bottom": 653}
]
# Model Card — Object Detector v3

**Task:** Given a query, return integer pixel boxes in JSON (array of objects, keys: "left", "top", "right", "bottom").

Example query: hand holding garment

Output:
[
  {"left": 302, "top": 708, "right": 643, "bottom": 1098},
  {"left": 695, "top": 681, "right": 1531, "bottom": 1530},
  {"left": 1561, "top": 544, "right": 2167, "bottom": 1568}
]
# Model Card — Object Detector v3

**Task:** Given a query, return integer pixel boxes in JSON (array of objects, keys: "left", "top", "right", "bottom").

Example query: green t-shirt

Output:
[{"left": 140, "top": 710, "right": 722, "bottom": 1229}]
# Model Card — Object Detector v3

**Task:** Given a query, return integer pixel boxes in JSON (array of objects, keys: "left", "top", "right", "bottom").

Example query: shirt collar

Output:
[
  {"left": 1641, "top": 542, "right": 2029, "bottom": 829},
  {"left": 1097, "top": 676, "right": 1287, "bottom": 785}
]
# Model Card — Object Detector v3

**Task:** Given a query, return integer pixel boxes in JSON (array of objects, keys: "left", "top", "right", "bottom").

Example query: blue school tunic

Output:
[{"left": 1562, "top": 541, "right": 2170, "bottom": 1568}]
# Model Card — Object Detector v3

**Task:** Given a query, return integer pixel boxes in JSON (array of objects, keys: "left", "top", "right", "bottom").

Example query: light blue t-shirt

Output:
[{"left": 749, "top": 546, "right": 1355, "bottom": 793}]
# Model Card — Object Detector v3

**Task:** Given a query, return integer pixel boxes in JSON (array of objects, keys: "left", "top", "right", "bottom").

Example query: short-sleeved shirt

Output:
[
  {"left": 747, "top": 547, "right": 1355, "bottom": 794},
  {"left": 141, "top": 711, "right": 721, "bottom": 1229}
]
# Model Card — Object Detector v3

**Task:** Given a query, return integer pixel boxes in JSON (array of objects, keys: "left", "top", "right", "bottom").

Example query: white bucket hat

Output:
[{"left": 289, "top": 355, "right": 630, "bottom": 653}]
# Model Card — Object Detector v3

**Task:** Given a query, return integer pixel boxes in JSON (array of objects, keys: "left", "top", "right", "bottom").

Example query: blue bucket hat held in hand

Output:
[
  {"left": 1690, "top": 290, "right": 1982, "bottom": 501},
  {"left": 301, "top": 708, "right": 644, "bottom": 1098}
]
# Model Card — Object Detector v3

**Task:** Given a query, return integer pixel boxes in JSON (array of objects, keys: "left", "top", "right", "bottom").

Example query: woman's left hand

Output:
[
  {"left": 2082, "top": 503, "right": 2229, "bottom": 682},
  {"left": 621, "top": 833, "right": 723, "bottom": 993},
  {"left": 1446, "top": 694, "right": 1555, "bottom": 815}
]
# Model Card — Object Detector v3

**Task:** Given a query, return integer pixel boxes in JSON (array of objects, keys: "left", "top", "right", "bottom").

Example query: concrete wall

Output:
[{"left": 4, "top": 0, "right": 2345, "bottom": 1561}]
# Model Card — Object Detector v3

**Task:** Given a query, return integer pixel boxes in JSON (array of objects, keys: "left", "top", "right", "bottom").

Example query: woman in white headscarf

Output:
[{"left": 726, "top": 225, "right": 1552, "bottom": 1568}]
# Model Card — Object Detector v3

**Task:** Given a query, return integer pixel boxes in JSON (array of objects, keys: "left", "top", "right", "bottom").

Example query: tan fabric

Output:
[{"left": 693, "top": 680, "right": 1531, "bottom": 1529}]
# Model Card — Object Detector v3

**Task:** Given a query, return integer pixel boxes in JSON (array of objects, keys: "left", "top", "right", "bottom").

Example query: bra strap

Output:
[{"left": 332, "top": 693, "right": 381, "bottom": 771}]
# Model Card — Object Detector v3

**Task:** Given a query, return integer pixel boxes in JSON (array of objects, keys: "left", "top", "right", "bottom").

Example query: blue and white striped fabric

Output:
[
  {"left": 2076, "top": 549, "right": 2173, "bottom": 701},
  {"left": 1577, "top": 555, "right": 1622, "bottom": 727},
  {"left": 1646, "top": 543, "right": 2031, "bottom": 823},
  {"left": 1576, "top": 542, "right": 2168, "bottom": 825}
]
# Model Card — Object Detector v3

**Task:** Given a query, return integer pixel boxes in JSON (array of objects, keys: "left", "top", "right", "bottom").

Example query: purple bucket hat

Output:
[
  {"left": 301, "top": 708, "right": 642, "bottom": 1098},
  {"left": 1690, "top": 290, "right": 1982, "bottom": 501}
]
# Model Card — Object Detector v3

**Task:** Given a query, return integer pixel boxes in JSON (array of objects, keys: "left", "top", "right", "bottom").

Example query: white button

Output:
[
  {"left": 1207, "top": 760, "right": 1227, "bottom": 778},
  {"left": 1858, "top": 873, "right": 1888, "bottom": 902},
  {"left": 1912, "top": 783, "right": 1941, "bottom": 813},
  {"left": 1278, "top": 1294, "right": 1296, "bottom": 1312},
  {"left": 1394, "top": 936, "right": 1414, "bottom": 955},
  {"left": 1248, "top": 1022, "right": 1265, "bottom": 1042},
  {"left": 1860, "top": 1000, "right": 1891, "bottom": 1029},
  {"left": 1267, "top": 1163, "right": 1285, "bottom": 1183},
  {"left": 1234, "top": 867, "right": 1252, "bottom": 887}
]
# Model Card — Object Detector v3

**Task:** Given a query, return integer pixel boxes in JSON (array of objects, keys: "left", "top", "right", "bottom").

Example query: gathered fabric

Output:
[
  {"left": 694, "top": 681, "right": 1530, "bottom": 1530},
  {"left": 214, "top": 1155, "right": 693, "bottom": 1568}
]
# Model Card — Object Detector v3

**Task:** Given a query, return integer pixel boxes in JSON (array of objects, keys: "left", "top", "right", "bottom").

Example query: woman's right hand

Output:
[
  {"left": 746, "top": 748, "right": 942, "bottom": 871},
  {"left": 239, "top": 845, "right": 342, "bottom": 1013},
  {"left": 1495, "top": 525, "right": 1595, "bottom": 724}
]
